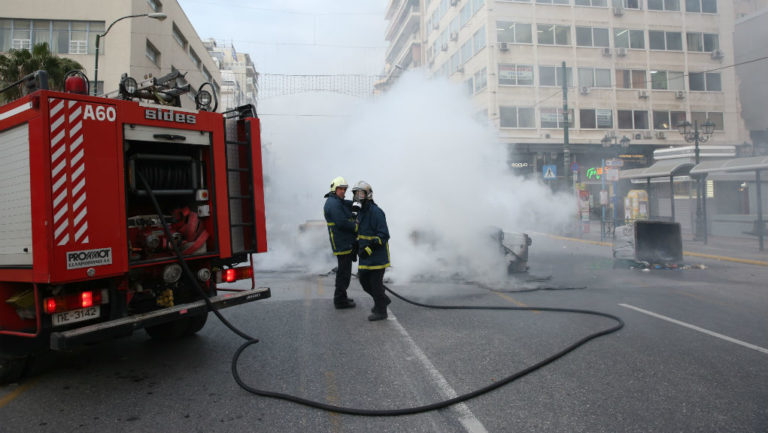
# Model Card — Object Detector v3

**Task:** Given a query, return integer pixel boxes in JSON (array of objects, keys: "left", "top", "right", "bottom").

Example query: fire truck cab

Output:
[{"left": 0, "top": 71, "right": 270, "bottom": 383}]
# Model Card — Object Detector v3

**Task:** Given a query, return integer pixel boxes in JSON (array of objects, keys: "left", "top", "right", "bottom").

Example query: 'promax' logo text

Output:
[{"left": 66, "top": 248, "right": 112, "bottom": 270}]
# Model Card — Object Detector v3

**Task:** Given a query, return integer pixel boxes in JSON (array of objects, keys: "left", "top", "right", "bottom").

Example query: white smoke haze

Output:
[{"left": 254, "top": 71, "right": 575, "bottom": 283}]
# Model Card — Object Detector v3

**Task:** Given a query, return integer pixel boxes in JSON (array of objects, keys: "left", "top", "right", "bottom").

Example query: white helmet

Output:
[
  {"left": 329, "top": 176, "right": 348, "bottom": 192},
  {"left": 352, "top": 181, "right": 373, "bottom": 201}
]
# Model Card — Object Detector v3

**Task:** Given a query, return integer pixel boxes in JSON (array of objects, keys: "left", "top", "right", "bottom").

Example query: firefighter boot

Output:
[
  {"left": 334, "top": 298, "right": 356, "bottom": 309},
  {"left": 367, "top": 311, "right": 388, "bottom": 321},
  {"left": 368, "top": 303, "right": 388, "bottom": 321}
]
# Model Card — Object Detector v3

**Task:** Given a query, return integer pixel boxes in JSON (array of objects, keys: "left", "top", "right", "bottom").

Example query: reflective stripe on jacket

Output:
[
  {"left": 357, "top": 201, "right": 390, "bottom": 270},
  {"left": 324, "top": 194, "right": 356, "bottom": 255}
]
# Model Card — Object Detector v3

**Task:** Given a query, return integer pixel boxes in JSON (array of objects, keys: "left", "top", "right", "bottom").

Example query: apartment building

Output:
[
  {"left": 203, "top": 39, "right": 258, "bottom": 111},
  {"left": 378, "top": 0, "right": 424, "bottom": 92},
  {"left": 0, "top": 0, "right": 221, "bottom": 111},
  {"left": 411, "top": 0, "right": 749, "bottom": 188}
]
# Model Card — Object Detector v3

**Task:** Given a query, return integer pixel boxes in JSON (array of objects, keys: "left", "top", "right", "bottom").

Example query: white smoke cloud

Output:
[{"left": 254, "top": 71, "right": 575, "bottom": 283}]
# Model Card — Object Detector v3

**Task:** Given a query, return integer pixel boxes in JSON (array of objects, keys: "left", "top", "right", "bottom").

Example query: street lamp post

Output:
[
  {"left": 600, "top": 133, "right": 631, "bottom": 239},
  {"left": 677, "top": 119, "right": 715, "bottom": 243},
  {"left": 93, "top": 12, "right": 167, "bottom": 96}
]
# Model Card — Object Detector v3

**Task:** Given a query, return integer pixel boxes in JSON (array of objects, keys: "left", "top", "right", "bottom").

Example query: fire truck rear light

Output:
[
  {"left": 218, "top": 266, "right": 252, "bottom": 283},
  {"left": 236, "top": 267, "right": 253, "bottom": 280},
  {"left": 224, "top": 269, "right": 236, "bottom": 283},
  {"left": 81, "top": 291, "right": 93, "bottom": 308},
  {"left": 43, "top": 290, "right": 105, "bottom": 314}
]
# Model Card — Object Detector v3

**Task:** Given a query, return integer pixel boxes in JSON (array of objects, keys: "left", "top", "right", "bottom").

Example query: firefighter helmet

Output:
[
  {"left": 352, "top": 181, "right": 373, "bottom": 201},
  {"left": 329, "top": 176, "right": 348, "bottom": 192}
]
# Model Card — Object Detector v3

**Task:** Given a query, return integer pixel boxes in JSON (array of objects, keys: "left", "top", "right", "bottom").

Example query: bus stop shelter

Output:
[
  {"left": 620, "top": 160, "right": 694, "bottom": 223},
  {"left": 690, "top": 155, "right": 768, "bottom": 251}
]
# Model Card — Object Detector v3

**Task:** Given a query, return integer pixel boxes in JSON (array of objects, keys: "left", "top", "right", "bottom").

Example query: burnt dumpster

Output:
[{"left": 613, "top": 220, "right": 683, "bottom": 266}]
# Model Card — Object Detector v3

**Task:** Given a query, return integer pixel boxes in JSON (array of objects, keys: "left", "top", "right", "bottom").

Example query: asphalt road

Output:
[{"left": 1, "top": 236, "right": 767, "bottom": 432}]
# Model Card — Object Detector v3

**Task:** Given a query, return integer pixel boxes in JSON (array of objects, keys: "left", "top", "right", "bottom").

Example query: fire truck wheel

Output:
[
  {"left": 145, "top": 318, "right": 190, "bottom": 340},
  {"left": 0, "top": 354, "right": 29, "bottom": 385},
  {"left": 184, "top": 312, "right": 208, "bottom": 335}
]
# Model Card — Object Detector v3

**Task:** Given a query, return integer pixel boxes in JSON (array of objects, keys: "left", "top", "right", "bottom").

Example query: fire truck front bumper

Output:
[{"left": 49, "top": 287, "right": 271, "bottom": 350}]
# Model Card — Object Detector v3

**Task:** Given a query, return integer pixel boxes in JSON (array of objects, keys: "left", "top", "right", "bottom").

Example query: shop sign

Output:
[{"left": 586, "top": 166, "right": 604, "bottom": 180}]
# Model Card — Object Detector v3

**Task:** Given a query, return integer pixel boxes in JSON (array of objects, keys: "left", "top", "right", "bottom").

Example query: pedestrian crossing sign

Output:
[{"left": 543, "top": 165, "right": 557, "bottom": 180}]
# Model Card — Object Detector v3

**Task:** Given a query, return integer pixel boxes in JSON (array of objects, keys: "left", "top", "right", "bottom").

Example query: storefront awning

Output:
[
  {"left": 689, "top": 156, "right": 768, "bottom": 175},
  {"left": 620, "top": 160, "right": 694, "bottom": 180}
]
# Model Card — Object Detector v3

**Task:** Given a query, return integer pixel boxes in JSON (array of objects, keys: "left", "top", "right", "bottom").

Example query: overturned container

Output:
[{"left": 613, "top": 220, "right": 683, "bottom": 265}]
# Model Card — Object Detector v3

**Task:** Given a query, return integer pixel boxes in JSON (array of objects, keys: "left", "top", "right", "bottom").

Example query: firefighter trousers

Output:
[
  {"left": 334, "top": 253, "right": 353, "bottom": 303},
  {"left": 358, "top": 268, "right": 391, "bottom": 313}
]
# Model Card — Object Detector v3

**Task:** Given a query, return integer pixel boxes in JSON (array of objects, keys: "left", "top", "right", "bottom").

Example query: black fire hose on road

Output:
[{"left": 138, "top": 173, "right": 625, "bottom": 417}]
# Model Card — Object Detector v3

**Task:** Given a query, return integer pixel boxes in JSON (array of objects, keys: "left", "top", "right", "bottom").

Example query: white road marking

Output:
[
  {"left": 619, "top": 303, "right": 768, "bottom": 355},
  {"left": 388, "top": 310, "right": 489, "bottom": 433}
]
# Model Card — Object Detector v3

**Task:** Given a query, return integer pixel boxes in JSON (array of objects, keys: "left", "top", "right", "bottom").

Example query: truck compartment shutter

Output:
[{"left": 0, "top": 124, "right": 33, "bottom": 266}]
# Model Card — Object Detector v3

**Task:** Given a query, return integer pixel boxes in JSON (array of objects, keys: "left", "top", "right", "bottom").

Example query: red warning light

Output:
[
  {"left": 81, "top": 291, "right": 93, "bottom": 308},
  {"left": 45, "top": 298, "right": 57, "bottom": 314},
  {"left": 224, "top": 269, "right": 237, "bottom": 283}
]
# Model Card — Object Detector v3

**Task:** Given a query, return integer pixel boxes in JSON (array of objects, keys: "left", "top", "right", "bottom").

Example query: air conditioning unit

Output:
[
  {"left": 441, "top": 43, "right": 448, "bottom": 51},
  {"left": 638, "top": 90, "right": 649, "bottom": 99},
  {"left": 580, "top": 86, "right": 591, "bottom": 95},
  {"left": 450, "top": 0, "right": 459, "bottom": 6},
  {"left": 613, "top": 6, "right": 624, "bottom": 16},
  {"left": 634, "top": 133, "right": 643, "bottom": 140},
  {"left": 457, "top": 66, "right": 464, "bottom": 73},
  {"left": 616, "top": 47, "right": 627, "bottom": 57},
  {"left": 602, "top": 47, "right": 612, "bottom": 57},
  {"left": 711, "top": 49, "right": 724, "bottom": 60},
  {"left": 642, "top": 131, "right": 653, "bottom": 139},
  {"left": 656, "top": 131, "right": 667, "bottom": 139},
  {"left": 675, "top": 90, "right": 686, "bottom": 99},
  {"left": 499, "top": 42, "right": 509, "bottom": 51},
  {"left": 450, "top": 31, "right": 458, "bottom": 41}
]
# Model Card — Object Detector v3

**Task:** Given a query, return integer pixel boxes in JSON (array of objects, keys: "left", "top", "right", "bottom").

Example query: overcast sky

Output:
[{"left": 177, "top": 0, "right": 388, "bottom": 75}]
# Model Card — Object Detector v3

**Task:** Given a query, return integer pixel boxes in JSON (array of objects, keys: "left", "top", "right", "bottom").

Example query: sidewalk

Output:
[{"left": 558, "top": 220, "right": 768, "bottom": 266}]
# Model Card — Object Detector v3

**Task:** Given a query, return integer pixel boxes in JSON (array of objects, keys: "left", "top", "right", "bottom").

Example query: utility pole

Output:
[{"left": 561, "top": 61, "right": 570, "bottom": 190}]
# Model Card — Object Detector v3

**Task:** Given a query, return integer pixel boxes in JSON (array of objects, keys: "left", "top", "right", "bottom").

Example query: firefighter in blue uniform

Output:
[
  {"left": 351, "top": 181, "right": 392, "bottom": 321},
  {"left": 323, "top": 176, "right": 356, "bottom": 309}
]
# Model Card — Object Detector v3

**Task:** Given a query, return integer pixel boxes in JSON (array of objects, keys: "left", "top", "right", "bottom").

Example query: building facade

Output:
[
  {"left": 0, "top": 0, "right": 221, "bottom": 111},
  {"left": 425, "top": 0, "right": 746, "bottom": 182},
  {"left": 203, "top": 39, "right": 258, "bottom": 111}
]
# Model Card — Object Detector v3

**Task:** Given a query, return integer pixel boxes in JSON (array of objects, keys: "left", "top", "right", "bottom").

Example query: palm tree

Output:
[{"left": 0, "top": 42, "right": 83, "bottom": 102}]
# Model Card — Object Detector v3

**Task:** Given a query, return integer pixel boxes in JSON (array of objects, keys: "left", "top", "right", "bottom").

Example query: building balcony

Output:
[
  {"left": 385, "top": 0, "right": 404, "bottom": 20},
  {"left": 246, "top": 63, "right": 257, "bottom": 77},
  {"left": 386, "top": 1, "right": 420, "bottom": 42},
  {"left": 386, "top": 25, "right": 420, "bottom": 65}
]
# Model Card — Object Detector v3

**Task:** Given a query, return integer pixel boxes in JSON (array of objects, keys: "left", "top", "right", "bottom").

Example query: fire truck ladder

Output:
[{"left": 223, "top": 105, "right": 259, "bottom": 260}]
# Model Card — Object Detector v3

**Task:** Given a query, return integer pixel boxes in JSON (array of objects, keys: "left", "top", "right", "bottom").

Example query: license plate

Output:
[{"left": 52, "top": 306, "right": 101, "bottom": 327}]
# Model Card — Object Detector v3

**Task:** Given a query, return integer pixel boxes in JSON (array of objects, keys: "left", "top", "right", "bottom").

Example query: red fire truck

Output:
[{"left": 0, "top": 70, "right": 270, "bottom": 383}]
